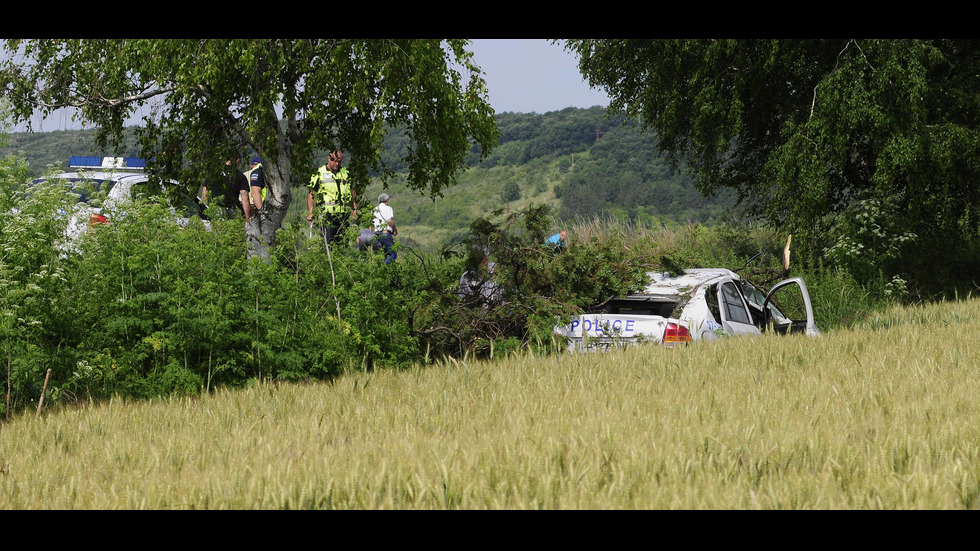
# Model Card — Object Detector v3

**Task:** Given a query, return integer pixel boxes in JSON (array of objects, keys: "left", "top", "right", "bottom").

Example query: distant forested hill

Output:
[
  {"left": 376, "top": 107, "right": 739, "bottom": 245},
  {"left": 2, "top": 107, "right": 739, "bottom": 245},
  {"left": 2, "top": 127, "right": 142, "bottom": 174}
]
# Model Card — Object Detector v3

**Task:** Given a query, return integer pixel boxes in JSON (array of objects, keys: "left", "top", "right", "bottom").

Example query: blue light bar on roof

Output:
[{"left": 68, "top": 156, "right": 147, "bottom": 170}]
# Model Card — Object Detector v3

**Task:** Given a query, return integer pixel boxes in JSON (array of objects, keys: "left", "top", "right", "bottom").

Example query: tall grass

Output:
[{"left": 2, "top": 297, "right": 978, "bottom": 509}]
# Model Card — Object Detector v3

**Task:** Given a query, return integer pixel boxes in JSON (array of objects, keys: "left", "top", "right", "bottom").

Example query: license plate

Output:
[{"left": 569, "top": 339, "right": 630, "bottom": 352}]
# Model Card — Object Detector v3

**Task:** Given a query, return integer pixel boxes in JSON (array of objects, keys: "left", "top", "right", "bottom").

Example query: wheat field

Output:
[{"left": 2, "top": 298, "right": 979, "bottom": 509}]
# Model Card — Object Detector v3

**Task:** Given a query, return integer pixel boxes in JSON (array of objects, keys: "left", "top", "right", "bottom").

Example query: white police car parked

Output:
[
  {"left": 31, "top": 156, "right": 207, "bottom": 243},
  {"left": 556, "top": 268, "right": 820, "bottom": 352}
]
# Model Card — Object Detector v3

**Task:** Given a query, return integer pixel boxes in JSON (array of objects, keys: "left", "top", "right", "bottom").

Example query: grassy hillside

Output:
[
  {"left": 353, "top": 156, "right": 570, "bottom": 252},
  {"left": 3, "top": 297, "right": 978, "bottom": 509}
]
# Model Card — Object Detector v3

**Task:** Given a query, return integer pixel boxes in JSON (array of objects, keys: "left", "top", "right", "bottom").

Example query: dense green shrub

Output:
[
  {"left": 1, "top": 165, "right": 76, "bottom": 414},
  {"left": 414, "top": 206, "right": 653, "bottom": 358},
  {"left": 0, "top": 173, "right": 907, "bottom": 418}
]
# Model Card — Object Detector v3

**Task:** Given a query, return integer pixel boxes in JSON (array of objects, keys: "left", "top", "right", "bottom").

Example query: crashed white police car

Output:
[
  {"left": 556, "top": 268, "right": 820, "bottom": 352},
  {"left": 28, "top": 156, "right": 207, "bottom": 243}
]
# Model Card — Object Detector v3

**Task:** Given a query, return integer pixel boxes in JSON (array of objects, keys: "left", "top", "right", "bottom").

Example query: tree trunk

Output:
[{"left": 245, "top": 153, "right": 293, "bottom": 260}]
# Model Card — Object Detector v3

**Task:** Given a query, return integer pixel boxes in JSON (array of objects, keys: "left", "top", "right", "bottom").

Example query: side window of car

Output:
[
  {"left": 736, "top": 281, "right": 766, "bottom": 326},
  {"left": 721, "top": 281, "right": 751, "bottom": 324},
  {"left": 177, "top": 190, "right": 205, "bottom": 217},
  {"left": 704, "top": 284, "right": 722, "bottom": 324},
  {"left": 69, "top": 178, "right": 109, "bottom": 205},
  {"left": 130, "top": 182, "right": 160, "bottom": 200}
]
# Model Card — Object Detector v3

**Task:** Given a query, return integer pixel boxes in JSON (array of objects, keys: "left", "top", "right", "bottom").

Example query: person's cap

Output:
[
  {"left": 251, "top": 157, "right": 262, "bottom": 164},
  {"left": 378, "top": 193, "right": 390, "bottom": 203}
]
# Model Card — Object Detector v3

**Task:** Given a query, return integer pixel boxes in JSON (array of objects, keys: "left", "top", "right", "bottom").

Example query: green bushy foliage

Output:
[
  {"left": 818, "top": 197, "right": 916, "bottom": 301},
  {"left": 274, "top": 222, "right": 429, "bottom": 372},
  {"left": 1, "top": 163, "right": 75, "bottom": 415},
  {"left": 0, "top": 172, "right": 898, "bottom": 417},
  {"left": 414, "top": 205, "right": 652, "bottom": 358}
]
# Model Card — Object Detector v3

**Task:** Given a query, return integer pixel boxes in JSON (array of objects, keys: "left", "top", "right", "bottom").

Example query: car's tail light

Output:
[
  {"left": 89, "top": 213, "right": 109, "bottom": 227},
  {"left": 663, "top": 322, "right": 691, "bottom": 347}
]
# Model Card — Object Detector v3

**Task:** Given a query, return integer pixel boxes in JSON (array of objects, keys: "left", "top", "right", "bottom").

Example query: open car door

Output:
[
  {"left": 763, "top": 277, "right": 820, "bottom": 336},
  {"left": 720, "top": 280, "right": 762, "bottom": 336}
]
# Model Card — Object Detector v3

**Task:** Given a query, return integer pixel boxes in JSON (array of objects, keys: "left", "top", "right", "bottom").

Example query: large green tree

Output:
[
  {"left": 564, "top": 39, "right": 980, "bottom": 292},
  {"left": 0, "top": 39, "right": 499, "bottom": 257}
]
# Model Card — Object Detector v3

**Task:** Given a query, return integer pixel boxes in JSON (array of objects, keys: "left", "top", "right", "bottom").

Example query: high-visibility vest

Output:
[
  {"left": 311, "top": 165, "right": 351, "bottom": 215},
  {"left": 245, "top": 163, "right": 266, "bottom": 205}
]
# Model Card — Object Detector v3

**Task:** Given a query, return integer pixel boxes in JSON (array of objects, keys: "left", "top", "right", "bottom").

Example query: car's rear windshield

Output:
[{"left": 595, "top": 298, "right": 679, "bottom": 317}]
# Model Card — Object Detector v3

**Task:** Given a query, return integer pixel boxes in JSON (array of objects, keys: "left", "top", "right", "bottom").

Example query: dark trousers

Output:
[
  {"left": 372, "top": 232, "right": 396, "bottom": 264},
  {"left": 318, "top": 212, "right": 351, "bottom": 245}
]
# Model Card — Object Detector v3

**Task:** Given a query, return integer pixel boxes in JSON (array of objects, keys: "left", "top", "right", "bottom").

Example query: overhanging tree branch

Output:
[{"left": 32, "top": 83, "right": 178, "bottom": 111}]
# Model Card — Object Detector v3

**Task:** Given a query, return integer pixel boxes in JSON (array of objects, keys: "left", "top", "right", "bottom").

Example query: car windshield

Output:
[
  {"left": 32, "top": 177, "right": 115, "bottom": 205},
  {"left": 129, "top": 181, "right": 205, "bottom": 218},
  {"left": 739, "top": 281, "right": 791, "bottom": 324}
]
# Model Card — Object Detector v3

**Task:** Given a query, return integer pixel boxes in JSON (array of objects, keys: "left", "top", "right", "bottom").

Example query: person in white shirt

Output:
[{"left": 372, "top": 193, "right": 397, "bottom": 264}]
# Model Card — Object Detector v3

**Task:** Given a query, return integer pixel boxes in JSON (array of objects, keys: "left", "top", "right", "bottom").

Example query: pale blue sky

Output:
[
  {"left": 10, "top": 39, "right": 609, "bottom": 132},
  {"left": 469, "top": 39, "right": 610, "bottom": 114}
]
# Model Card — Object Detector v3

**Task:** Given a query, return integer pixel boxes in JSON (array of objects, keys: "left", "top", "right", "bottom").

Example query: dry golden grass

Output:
[{"left": 2, "top": 298, "right": 979, "bottom": 509}]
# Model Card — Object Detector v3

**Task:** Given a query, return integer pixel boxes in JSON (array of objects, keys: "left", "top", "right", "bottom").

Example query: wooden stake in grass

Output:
[
  {"left": 324, "top": 241, "right": 343, "bottom": 329},
  {"left": 783, "top": 234, "right": 792, "bottom": 277},
  {"left": 36, "top": 368, "right": 51, "bottom": 416}
]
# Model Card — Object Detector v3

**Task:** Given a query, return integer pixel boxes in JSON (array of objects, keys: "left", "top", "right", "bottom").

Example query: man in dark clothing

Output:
[
  {"left": 201, "top": 159, "right": 249, "bottom": 220},
  {"left": 203, "top": 158, "right": 250, "bottom": 219},
  {"left": 246, "top": 157, "right": 266, "bottom": 218}
]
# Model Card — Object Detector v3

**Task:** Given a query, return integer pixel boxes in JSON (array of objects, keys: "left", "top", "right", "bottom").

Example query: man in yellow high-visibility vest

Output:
[{"left": 307, "top": 150, "right": 357, "bottom": 245}]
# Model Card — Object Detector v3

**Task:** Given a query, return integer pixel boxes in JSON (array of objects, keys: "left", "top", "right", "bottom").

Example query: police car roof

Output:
[
  {"left": 68, "top": 156, "right": 147, "bottom": 170},
  {"left": 35, "top": 171, "right": 151, "bottom": 185},
  {"left": 34, "top": 154, "right": 186, "bottom": 187},
  {"left": 634, "top": 268, "right": 739, "bottom": 297}
]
